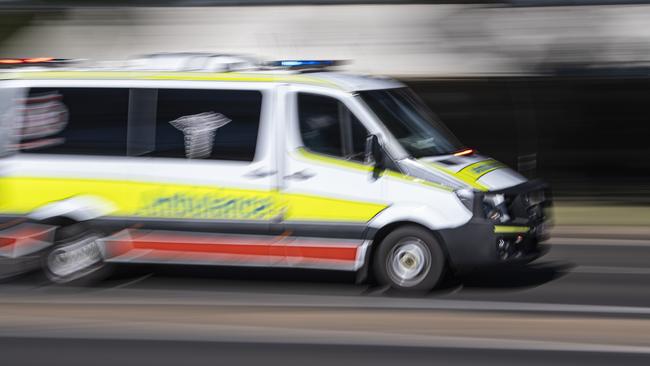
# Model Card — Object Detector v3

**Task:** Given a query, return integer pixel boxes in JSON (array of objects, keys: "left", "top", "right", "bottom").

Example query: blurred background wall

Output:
[{"left": 2, "top": 1, "right": 650, "bottom": 198}]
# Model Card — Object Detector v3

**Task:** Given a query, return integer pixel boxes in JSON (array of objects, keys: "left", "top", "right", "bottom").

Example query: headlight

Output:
[
  {"left": 483, "top": 193, "right": 510, "bottom": 223},
  {"left": 454, "top": 189, "right": 474, "bottom": 212}
]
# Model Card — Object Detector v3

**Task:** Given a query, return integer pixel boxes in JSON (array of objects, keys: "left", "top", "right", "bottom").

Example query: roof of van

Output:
[{"left": 0, "top": 70, "right": 404, "bottom": 92}]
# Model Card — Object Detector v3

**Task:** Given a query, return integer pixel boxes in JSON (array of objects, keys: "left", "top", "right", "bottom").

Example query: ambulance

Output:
[{"left": 0, "top": 55, "right": 551, "bottom": 291}]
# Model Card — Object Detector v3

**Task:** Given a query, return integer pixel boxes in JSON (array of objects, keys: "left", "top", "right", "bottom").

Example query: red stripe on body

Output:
[
  {"left": 132, "top": 240, "right": 357, "bottom": 261},
  {"left": 0, "top": 237, "right": 16, "bottom": 247},
  {"left": 285, "top": 245, "right": 357, "bottom": 261},
  {"left": 133, "top": 241, "right": 270, "bottom": 256},
  {"left": 0, "top": 224, "right": 55, "bottom": 250},
  {"left": 105, "top": 230, "right": 359, "bottom": 263}
]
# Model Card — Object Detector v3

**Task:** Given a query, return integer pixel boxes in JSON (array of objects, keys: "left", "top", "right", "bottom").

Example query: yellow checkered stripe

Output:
[
  {"left": 0, "top": 176, "right": 385, "bottom": 223},
  {"left": 295, "top": 148, "right": 453, "bottom": 192},
  {"left": 429, "top": 159, "right": 506, "bottom": 191}
]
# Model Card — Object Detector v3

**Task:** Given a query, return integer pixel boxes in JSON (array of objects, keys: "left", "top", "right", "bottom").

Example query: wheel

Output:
[
  {"left": 42, "top": 223, "right": 111, "bottom": 285},
  {"left": 373, "top": 225, "right": 446, "bottom": 292}
]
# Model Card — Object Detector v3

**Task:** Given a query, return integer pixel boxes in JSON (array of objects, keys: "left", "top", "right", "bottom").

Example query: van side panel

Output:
[
  {"left": 0, "top": 81, "right": 379, "bottom": 272},
  {"left": 0, "top": 174, "right": 282, "bottom": 222}
]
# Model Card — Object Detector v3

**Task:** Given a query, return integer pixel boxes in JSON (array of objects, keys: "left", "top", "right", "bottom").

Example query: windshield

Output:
[{"left": 359, "top": 88, "right": 463, "bottom": 158}]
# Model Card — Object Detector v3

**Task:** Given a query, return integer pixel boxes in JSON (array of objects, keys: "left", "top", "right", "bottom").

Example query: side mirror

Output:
[{"left": 365, "top": 134, "right": 385, "bottom": 180}]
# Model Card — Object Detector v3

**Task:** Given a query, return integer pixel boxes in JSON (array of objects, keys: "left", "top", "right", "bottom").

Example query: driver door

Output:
[{"left": 279, "top": 89, "right": 387, "bottom": 270}]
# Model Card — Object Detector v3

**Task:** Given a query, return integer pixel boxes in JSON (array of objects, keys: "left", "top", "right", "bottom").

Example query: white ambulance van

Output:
[{"left": 0, "top": 55, "right": 551, "bottom": 291}]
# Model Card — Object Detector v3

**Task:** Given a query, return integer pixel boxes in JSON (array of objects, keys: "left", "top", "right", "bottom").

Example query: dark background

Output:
[{"left": 406, "top": 76, "right": 650, "bottom": 199}]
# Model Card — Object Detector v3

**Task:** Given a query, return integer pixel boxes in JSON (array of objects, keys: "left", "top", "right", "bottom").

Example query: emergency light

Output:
[
  {"left": 267, "top": 60, "right": 343, "bottom": 69},
  {"left": 0, "top": 58, "right": 75, "bottom": 67},
  {"left": 453, "top": 148, "right": 475, "bottom": 157}
]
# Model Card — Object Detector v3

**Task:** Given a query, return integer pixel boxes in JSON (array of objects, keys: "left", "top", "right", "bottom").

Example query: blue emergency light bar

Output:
[{"left": 267, "top": 60, "right": 343, "bottom": 69}]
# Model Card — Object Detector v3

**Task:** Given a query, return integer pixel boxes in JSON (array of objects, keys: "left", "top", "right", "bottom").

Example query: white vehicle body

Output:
[{"left": 0, "top": 64, "right": 551, "bottom": 278}]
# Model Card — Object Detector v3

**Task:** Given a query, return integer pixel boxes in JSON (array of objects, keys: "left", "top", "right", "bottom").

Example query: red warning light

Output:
[
  {"left": 0, "top": 59, "right": 23, "bottom": 64},
  {"left": 24, "top": 57, "right": 54, "bottom": 63},
  {"left": 0, "top": 57, "right": 55, "bottom": 65},
  {"left": 453, "top": 148, "right": 474, "bottom": 157}
]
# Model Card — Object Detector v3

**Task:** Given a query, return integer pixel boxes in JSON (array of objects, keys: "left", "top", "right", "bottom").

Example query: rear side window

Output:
[
  {"left": 17, "top": 87, "right": 263, "bottom": 161},
  {"left": 298, "top": 93, "right": 369, "bottom": 162},
  {"left": 19, "top": 88, "right": 129, "bottom": 156},
  {"left": 151, "top": 89, "right": 262, "bottom": 161}
]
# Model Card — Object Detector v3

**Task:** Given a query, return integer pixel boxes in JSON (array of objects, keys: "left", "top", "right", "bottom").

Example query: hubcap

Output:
[
  {"left": 387, "top": 238, "right": 431, "bottom": 287},
  {"left": 47, "top": 235, "right": 103, "bottom": 279}
]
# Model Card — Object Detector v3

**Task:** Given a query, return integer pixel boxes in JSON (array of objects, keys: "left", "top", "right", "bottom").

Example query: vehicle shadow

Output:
[
  {"left": 371, "top": 261, "right": 574, "bottom": 298},
  {"left": 93, "top": 264, "right": 364, "bottom": 295},
  {"left": 449, "top": 261, "right": 575, "bottom": 290},
  {"left": 10, "top": 260, "right": 575, "bottom": 298}
]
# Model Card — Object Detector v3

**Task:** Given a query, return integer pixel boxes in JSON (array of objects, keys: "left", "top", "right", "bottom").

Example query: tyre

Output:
[
  {"left": 373, "top": 225, "right": 446, "bottom": 292},
  {"left": 42, "top": 223, "right": 111, "bottom": 285}
]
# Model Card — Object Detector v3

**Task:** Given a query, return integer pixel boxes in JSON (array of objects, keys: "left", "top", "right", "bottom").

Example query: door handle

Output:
[
  {"left": 244, "top": 169, "right": 277, "bottom": 179},
  {"left": 284, "top": 169, "right": 316, "bottom": 181}
]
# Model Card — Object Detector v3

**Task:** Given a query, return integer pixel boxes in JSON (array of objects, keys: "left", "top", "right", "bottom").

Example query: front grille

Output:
[
  {"left": 504, "top": 187, "right": 552, "bottom": 226},
  {"left": 490, "top": 180, "right": 552, "bottom": 261}
]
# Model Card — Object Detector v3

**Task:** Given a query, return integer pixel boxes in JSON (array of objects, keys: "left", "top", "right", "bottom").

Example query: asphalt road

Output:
[
  {"left": 2, "top": 338, "right": 649, "bottom": 366},
  {"left": 0, "top": 237, "right": 649, "bottom": 365}
]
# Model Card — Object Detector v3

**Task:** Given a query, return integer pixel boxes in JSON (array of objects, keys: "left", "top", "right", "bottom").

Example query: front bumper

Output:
[{"left": 440, "top": 179, "right": 552, "bottom": 272}]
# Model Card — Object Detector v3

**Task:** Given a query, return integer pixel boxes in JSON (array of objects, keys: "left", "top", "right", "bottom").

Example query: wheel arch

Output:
[{"left": 27, "top": 195, "right": 115, "bottom": 224}]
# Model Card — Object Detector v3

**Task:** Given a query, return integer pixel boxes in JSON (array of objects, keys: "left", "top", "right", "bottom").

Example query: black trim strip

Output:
[
  {"left": 0, "top": 214, "right": 375, "bottom": 240},
  {"left": 95, "top": 217, "right": 275, "bottom": 235},
  {"left": 283, "top": 221, "right": 371, "bottom": 239}
]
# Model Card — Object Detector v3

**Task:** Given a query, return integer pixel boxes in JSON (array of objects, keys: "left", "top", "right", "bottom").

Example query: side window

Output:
[
  {"left": 152, "top": 89, "right": 261, "bottom": 161},
  {"left": 297, "top": 93, "right": 369, "bottom": 162},
  {"left": 350, "top": 113, "right": 369, "bottom": 161},
  {"left": 19, "top": 88, "right": 128, "bottom": 156}
]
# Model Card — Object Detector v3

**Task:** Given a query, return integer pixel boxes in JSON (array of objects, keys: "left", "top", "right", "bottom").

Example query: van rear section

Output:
[{"left": 0, "top": 86, "right": 56, "bottom": 278}]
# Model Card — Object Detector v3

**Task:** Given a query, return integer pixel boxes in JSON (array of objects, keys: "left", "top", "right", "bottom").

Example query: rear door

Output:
[
  {"left": 104, "top": 84, "right": 283, "bottom": 266},
  {"left": 1, "top": 80, "right": 282, "bottom": 267}
]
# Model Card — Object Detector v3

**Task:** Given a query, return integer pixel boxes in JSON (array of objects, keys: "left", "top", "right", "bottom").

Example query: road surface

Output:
[{"left": 0, "top": 236, "right": 649, "bottom": 365}]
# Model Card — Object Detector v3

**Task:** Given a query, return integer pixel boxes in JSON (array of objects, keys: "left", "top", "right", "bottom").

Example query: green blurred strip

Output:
[{"left": 494, "top": 225, "right": 530, "bottom": 234}]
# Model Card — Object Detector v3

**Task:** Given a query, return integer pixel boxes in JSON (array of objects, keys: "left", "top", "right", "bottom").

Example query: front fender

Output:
[{"left": 368, "top": 202, "right": 472, "bottom": 232}]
